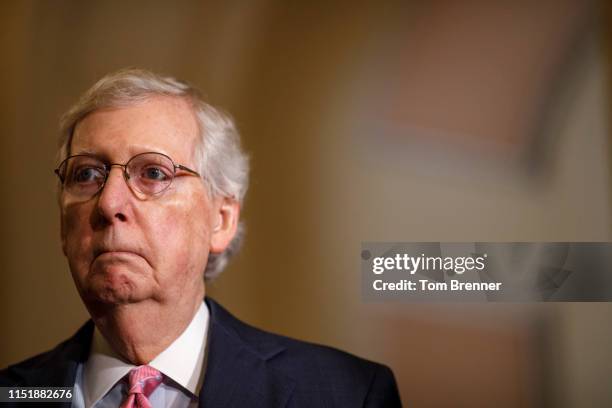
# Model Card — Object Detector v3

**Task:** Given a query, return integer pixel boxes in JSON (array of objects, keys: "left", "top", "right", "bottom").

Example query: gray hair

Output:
[{"left": 58, "top": 68, "right": 249, "bottom": 281}]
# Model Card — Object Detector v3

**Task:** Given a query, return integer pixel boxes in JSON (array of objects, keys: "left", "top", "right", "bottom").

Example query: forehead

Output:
[{"left": 71, "top": 96, "right": 199, "bottom": 164}]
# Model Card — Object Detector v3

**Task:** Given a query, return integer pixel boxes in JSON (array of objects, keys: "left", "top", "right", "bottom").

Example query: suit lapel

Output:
[
  {"left": 199, "top": 299, "right": 295, "bottom": 408},
  {"left": 8, "top": 301, "right": 297, "bottom": 407}
]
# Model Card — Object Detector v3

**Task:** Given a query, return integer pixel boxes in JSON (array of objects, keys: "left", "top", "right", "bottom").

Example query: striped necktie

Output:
[{"left": 119, "top": 365, "right": 163, "bottom": 408}]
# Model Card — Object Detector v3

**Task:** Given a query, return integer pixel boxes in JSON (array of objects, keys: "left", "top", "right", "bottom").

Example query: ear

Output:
[{"left": 209, "top": 197, "right": 240, "bottom": 254}]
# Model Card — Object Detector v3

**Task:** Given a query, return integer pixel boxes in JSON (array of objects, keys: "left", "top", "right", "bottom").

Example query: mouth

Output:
[
  {"left": 91, "top": 245, "right": 152, "bottom": 269},
  {"left": 93, "top": 247, "right": 143, "bottom": 262},
  {"left": 95, "top": 251, "right": 140, "bottom": 259},
  {"left": 90, "top": 251, "right": 146, "bottom": 273}
]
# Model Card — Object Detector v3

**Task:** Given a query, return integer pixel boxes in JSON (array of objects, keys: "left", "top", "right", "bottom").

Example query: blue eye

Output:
[
  {"left": 143, "top": 166, "right": 169, "bottom": 181},
  {"left": 74, "top": 167, "right": 104, "bottom": 183}
]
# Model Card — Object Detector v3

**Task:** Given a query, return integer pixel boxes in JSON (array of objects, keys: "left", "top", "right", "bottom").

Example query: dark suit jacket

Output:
[{"left": 0, "top": 298, "right": 401, "bottom": 407}]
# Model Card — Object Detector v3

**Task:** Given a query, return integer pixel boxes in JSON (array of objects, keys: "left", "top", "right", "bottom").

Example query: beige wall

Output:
[{"left": 0, "top": 2, "right": 609, "bottom": 406}]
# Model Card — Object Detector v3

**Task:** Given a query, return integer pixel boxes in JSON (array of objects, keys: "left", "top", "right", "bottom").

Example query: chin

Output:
[{"left": 82, "top": 270, "right": 147, "bottom": 306}]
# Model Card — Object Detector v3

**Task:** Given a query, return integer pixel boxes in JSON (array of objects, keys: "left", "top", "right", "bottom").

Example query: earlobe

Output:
[{"left": 209, "top": 198, "right": 240, "bottom": 254}]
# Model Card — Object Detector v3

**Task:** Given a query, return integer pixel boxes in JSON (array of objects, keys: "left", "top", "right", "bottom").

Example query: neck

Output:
[{"left": 87, "top": 291, "right": 204, "bottom": 364}]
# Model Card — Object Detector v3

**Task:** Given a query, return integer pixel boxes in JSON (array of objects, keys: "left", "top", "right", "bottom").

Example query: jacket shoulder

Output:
[
  {"left": 206, "top": 298, "right": 402, "bottom": 406},
  {"left": 255, "top": 328, "right": 400, "bottom": 406}
]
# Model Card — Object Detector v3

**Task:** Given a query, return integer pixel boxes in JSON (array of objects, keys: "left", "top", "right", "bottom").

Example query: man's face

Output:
[{"left": 60, "top": 96, "right": 216, "bottom": 311}]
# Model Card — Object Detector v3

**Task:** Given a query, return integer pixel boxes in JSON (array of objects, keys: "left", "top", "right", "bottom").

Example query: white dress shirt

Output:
[{"left": 72, "top": 301, "right": 209, "bottom": 408}]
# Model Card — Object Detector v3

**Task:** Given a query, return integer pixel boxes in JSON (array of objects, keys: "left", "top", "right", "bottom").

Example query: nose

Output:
[{"left": 96, "top": 166, "right": 131, "bottom": 223}]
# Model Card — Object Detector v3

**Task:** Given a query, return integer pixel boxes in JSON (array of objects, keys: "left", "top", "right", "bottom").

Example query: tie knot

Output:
[{"left": 126, "top": 365, "right": 163, "bottom": 397}]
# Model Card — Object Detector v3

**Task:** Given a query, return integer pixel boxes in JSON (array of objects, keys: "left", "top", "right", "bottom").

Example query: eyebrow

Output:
[
  {"left": 70, "top": 148, "right": 100, "bottom": 156},
  {"left": 69, "top": 149, "right": 125, "bottom": 160}
]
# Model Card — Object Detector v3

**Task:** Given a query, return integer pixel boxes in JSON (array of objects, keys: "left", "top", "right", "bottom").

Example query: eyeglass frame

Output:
[{"left": 54, "top": 151, "right": 201, "bottom": 198}]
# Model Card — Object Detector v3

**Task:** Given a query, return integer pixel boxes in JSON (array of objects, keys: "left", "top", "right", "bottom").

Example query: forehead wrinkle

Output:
[{"left": 70, "top": 97, "right": 199, "bottom": 166}]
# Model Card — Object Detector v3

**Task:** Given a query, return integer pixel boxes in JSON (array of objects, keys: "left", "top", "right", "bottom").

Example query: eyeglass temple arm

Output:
[
  {"left": 54, "top": 168, "right": 65, "bottom": 182},
  {"left": 175, "top": 164, "right": 200, "bottom": 177}
]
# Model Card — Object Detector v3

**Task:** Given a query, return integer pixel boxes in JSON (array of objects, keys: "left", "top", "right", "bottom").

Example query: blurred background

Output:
[{"left": 0, "top": 1, "right": 610, "bottom": 407}]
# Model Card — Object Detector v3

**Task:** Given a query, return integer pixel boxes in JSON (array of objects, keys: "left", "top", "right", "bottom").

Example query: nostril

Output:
[{"left": 116, "top": 213, "right": 127, "bottom": 222}]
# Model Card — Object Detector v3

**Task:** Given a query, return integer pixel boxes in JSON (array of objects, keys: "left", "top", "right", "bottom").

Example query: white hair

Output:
[{"left": 58, "top": 68, "right": 249, "bottom": 281}]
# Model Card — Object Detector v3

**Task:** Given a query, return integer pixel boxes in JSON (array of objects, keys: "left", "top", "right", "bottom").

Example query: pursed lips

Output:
[
  {"left": 90, "top": 245, "right": 153, "bottom": 269},
  {"left": 93, "top": 247, "right": 143, "bottom": 261}
]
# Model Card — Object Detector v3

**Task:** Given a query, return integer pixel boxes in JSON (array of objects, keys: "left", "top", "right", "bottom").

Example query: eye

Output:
[
  {"left": 73, "top": 167, "right": 105, "bottom": 183},
  {"left": 141, "top": 166, "right": 171, "bottom": 181}
]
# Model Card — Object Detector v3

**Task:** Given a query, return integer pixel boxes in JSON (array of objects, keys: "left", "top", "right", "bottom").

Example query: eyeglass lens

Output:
[{"left": 59, "top": 152, "right": 177, "bottom": 198}]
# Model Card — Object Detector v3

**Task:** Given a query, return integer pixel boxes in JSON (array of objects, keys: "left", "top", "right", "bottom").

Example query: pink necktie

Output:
[{"left": 119, "top": 365, "right": 164, "bottom": 408}]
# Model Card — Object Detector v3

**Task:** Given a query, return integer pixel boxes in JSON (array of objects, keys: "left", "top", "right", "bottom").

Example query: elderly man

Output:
[{"left": 0, "top": 69, "right": 401, "bottom": 407}]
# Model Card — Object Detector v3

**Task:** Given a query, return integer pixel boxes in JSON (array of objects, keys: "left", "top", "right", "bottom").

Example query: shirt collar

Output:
[{"left": 83, "top": 301, "right": 209, "bottom": 407}]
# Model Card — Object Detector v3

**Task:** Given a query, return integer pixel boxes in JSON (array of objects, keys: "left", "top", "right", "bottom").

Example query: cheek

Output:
[
  {"left": 61, "top": 204, "right": 96, "bottom": 289},
  {"left": 62, "top": 204, "right": 93, "bottom": 257},
  {"left": 153, "top": 198, "right": 211, "bottom": 279},
  {"left": 166, "top": 211, "right": 208, "bottom": 258}
]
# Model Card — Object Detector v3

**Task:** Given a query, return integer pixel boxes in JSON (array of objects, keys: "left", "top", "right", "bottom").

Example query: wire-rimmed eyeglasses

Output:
[{"left": 54, "top": 152, "right": 200, "bottom": 199}]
